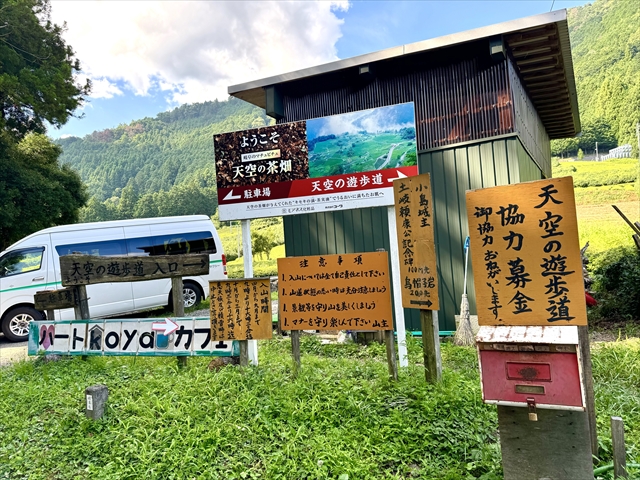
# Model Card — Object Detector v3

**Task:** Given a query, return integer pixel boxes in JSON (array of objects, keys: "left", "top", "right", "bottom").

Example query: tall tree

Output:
[{"left": 0, "top": 0, "right": 90, "bottom": 249}]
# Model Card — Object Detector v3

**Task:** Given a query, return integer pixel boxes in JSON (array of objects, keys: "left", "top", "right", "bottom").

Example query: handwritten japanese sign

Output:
[
  {"left": 34, "top": 288, "right": 77, "bottom": 310},
  {"left": 28, "top": 318, "right": 239, "bottom": 357},
  {"left": 393, "top": 173, "right": 439, "bottom": 310},
  {"left": 278, "top": 252, "right": 393, "bottom": 331},
  {"left": 466, "top": 176, "right": 587, "bottom": 326},
  {"left": 60, "top": 254, "right": 209, "bottom": 286},
  {"left": 209, "top": 278, "right": 272, "bottom": 340}
]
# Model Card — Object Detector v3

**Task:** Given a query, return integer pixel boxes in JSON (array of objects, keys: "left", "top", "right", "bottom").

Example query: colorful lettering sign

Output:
[
  {"left": 209, "top": 278, "right": 272, "bottom": 340},
  {"left": 28, "top": 318, "right": 239, "bottom": 356},
  {"left": 278, "top": 252, "right": 393, "bottom": 331},
  {"left": 60, "top": 254, "right": 209, "bottom": 286},
  {"left": 214, "top": 103, "right": 418, "bottom": 221},
  {"left": 393, "top": 173, "right": 439, "bottom": 309},
  {"left": 466, "top": 177, "right": 587, "bottom": 326}
]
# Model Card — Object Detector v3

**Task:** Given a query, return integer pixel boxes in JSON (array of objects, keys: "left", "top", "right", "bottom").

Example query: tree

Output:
[
  {"left": 0, "top": 0, "right": 90, "bottom": 138},
  {"left": 0, "top": 132, "right": 87, "bottom": 248},
  {"left": 0, "top": 0, "right": 90, "bottom": 249},
  {"left": 252, "top": 232, "right": 277, "bottom": 260}
]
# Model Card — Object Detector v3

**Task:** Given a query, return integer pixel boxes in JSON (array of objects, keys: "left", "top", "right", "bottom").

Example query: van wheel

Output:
[
  {"left": 182, "top": 282, "right": 202, "bottom": 309},
  {"left": 2, "top": 306, "right": 44, "bottom": 342}
]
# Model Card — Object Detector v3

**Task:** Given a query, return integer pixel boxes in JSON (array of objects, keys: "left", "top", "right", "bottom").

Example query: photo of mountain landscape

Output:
[{"left": 306, "top": 103, "right": 418, "bottom": 178}]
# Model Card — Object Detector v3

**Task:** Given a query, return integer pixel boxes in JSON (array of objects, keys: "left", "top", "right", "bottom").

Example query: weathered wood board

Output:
[
  {"left": 393, "top": 173, "right": 439, "bottom": 310},
  {"left": 34, "top": 288, "right": 77, "bottom": 310},
  {"left": 278, "top": 251, "right": 393, "bottom": 331},
  {"left": 60, "top": 254, "right": 209, "bottom": 286},
  {"left": 209, "top": 278, "right": 272, "bottom": 340}
]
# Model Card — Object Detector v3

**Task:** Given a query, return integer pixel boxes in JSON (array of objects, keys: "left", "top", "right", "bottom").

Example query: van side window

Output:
[
  {"left": 56, "top": 239, "right": 127, "bottom": 257},
  {"left": 0, "top": 247, "right": 44, "bottom": 277},
  {"left": 127, "top": 231, "right": 217, "bottom": 257}
]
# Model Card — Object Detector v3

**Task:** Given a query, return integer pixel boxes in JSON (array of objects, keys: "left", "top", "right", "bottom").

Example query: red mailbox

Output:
[{"left": 476, "top": 326, "right": 585, "bottom": 413}]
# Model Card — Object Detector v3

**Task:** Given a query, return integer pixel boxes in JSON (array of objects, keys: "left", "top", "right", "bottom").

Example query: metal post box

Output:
[{"left": 476, "top": 325, "right": 585, "bottom": 412}]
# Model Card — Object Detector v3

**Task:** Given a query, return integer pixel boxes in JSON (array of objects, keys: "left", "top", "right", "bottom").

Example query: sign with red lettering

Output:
[{"left": 214, "top": 103, "right": 418, "bottom": 221}]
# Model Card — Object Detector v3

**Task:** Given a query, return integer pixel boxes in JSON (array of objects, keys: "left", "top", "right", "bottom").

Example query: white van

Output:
[{"left": 0, "top": 215, "right": 227, "bottom": 342}]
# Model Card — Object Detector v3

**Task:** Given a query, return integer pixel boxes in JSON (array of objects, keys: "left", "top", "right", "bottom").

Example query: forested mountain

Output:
[
  {"left": 58, "top": 98, "right": 270, "bottom": 221},
  {"left": 553, "top": 0, "right": 640, "bottom": 156},
  {"left": 58, "top": 0, "right": 639, "bottom": 222}
]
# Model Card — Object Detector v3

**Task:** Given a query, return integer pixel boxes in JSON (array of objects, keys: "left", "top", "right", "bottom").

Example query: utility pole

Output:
[{"left": 595, "top": 141, "right": 598, "bottom": 161}]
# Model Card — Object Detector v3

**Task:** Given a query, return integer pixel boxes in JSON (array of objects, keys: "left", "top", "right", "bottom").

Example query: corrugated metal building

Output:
[{"left": 228, "top": 10, "right": 580, "bottom": 332}]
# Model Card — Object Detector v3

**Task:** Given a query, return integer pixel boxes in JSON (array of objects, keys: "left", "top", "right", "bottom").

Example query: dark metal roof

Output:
[{"left": 229, "top": 10, "right": 580, "bottom": 139}]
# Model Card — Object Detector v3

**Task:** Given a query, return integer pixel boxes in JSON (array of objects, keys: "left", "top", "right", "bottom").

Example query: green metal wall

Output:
[{"left": 283, "top": 135, "right": 543, "bottom": 332}]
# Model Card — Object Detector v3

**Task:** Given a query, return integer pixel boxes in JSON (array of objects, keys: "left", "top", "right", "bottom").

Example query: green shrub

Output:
[{"left": 590, "top": 247, "right": 640, "bottom": 321}]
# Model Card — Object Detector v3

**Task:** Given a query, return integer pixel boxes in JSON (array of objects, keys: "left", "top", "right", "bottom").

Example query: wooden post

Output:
[
  {"left": 578, "top": 325, "right": 598, "bottom": 457},
  {"left": 172, "top": 277, "right": 187, "bottom": 368},
  {"left": 611, "top": 416, "right": 628, "bottom": 479},
  {"left": 46, "top": 309, "right": 55, "bottom": 322},
  {"left": 420, "top": 309, "right": 441, "bottom": 383},
  {"left": 291, "top": 330, "right": 301, "bottom": 374},
  {"left": 385, "top": 330, "right": 398, "bottom": 381},
  {"left": 239, "top": 340, "right": 249, "bottom": 367},
  {"left": 73, "top": 285, "right": 90, "bottom": 360}
]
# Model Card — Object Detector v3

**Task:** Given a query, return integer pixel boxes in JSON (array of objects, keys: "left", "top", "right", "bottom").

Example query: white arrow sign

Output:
[
  {"left": 224, "top": 190, "right": 242, "bottom": 201},
  {"left": 151, "top": 318, "right": 179, "bottom": 336},
  {"left": 387, "top": 170, "right": 408, "bottom": 182}
]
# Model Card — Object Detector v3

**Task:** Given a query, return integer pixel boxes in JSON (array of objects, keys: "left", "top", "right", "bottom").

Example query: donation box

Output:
[{"left": 476, "top": 325, "right": 585, "bottom": 412}]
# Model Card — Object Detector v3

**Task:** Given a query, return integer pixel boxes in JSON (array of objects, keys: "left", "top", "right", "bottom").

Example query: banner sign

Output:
[
  {"left": 277, "top": 252, "right": 393, "bottom": 331},
  {"left": 393, "top": 173, "right": 439, "bottom": 310},
  {"left": 60, "top": 254, "right": 209, "bottom": 286},
  {"left": 466, "top": 176, "right": 587, "bottom": 326},
  {"left": 209, "top": 278, "right": 272, "bottom": 340},
  {"left": 214, "top": 103, "right": 418, "bottom": 221},
  {"left": 28, "top": 318, "right": 239, "bottom": 357}
]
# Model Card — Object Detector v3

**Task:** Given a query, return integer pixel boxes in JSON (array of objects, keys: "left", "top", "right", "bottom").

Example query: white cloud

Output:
[{"left": 51, "top": 1, "right": 350, "bottom": 106}]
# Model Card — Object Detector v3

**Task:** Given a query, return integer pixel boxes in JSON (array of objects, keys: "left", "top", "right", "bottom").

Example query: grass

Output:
[
  {"left": 1, "top": 337, "right": 639, "bottom": 479},
  {"left": 553, "top": 158, "right": 639, "bottom": 187}
]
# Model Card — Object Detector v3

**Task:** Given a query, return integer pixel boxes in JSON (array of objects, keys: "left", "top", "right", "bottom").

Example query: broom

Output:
[{"left": 454, "top": 236, "right": 475, "bottom": 346}]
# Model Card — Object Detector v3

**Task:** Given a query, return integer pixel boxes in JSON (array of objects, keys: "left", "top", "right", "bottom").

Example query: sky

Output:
[{"left": 49, "top": 0, "right": 591, "bottom": 139}]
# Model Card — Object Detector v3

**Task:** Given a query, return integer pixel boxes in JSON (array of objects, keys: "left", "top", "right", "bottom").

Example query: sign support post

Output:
[
  {"left": 242, "top": 219, "right": 259, "bottom": 366},
  {"left": 171, "top": 277, "right": 188, "bottom": 368},
  {"left": 387, "top": 206, "right": 409, "bottom": 368},
  {"left": 420, "top": 310, "right": 441, "bottom": 383}
]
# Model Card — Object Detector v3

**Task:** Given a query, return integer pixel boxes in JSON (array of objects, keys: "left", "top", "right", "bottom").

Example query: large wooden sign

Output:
[
  {"left": 393, "top": 173, "right": 439, "bottom": 310},
  {"left": 278, "top": 252, "right": 393, "bottom": 331},
  {"left": 209, "top": 278, "right": 272, "bottom": 340},
  {"left": 34, "top": 288, "right": 77, "bottom": 310},
  {"left": 60, "top": 254, "right": 209, "bottom": 286},
  {"left": 466, "top": 176, "right": 587, "bottom": 326},
  {"left": 28, "top": 318, "right": 239, "bottom": 357}
]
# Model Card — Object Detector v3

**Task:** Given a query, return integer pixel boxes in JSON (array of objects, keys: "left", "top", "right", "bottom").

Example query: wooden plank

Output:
[
  {"left": 498, "top": 406, "right": 594, "bottom": 480},
  {"left": 35, "top": 288, "right": 77, "bottom": 310},
  {"left": 291, "top": 330, "right": 301, "bottom": 374},
  {"left": 392, "top": 173, "right": 439, "bottom": 310},
  {"left": 60, "top": 254, "right": 209, "bottom": 286},
  {"left": 611, "top": 416, "right": 628, "bottom": 479},
  {"left": 278, "top": 252, "right": 393, "bottom": 331},
  {"left": 209, "top": 278, "right": 272, "bottom": 340},
  {"left": 172, "top": 277, "right": 187, "bottom": 369},
  {"left": 466, "top": 177, "right": 587, "bottom": 326}
]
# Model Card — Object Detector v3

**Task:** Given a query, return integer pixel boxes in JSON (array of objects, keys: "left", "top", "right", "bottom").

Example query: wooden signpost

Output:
[
  {"left": 209, "top": 278, "right": 272, "bottom": 366},
  {"left": 35, "top": 288, "right": 77, "bottom": 322},
  {"left": 278, "top": 251, "right": 397, "bottom": 379},
  {"left": 393, "top": 173, "right": 441, "bottom": 383},
  {"left": 466, "top": 177, "right": 596, "bottom": 480}
]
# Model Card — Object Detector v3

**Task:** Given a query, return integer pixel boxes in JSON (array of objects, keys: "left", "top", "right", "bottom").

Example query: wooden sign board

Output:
[
  {"left": 34, "top": 288, "right": 77, "bottom": 310},
  {"left": 466, "top": 176, "right": 587, "bottom": 326},
  {"left": 209, "top": 278, "right": 272, "bottom": 340},
  {"left": 27, "top": 318, "right": 239, "bottom": 357},
  {"left": 393, "top": 173, "right": 439, "bottom": 310},
  {"left": 60, "top": 254, "right": 209, "bottom": 286},
  {"left": 278, "top": 252, "right": 393, "bottom": 331}
]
